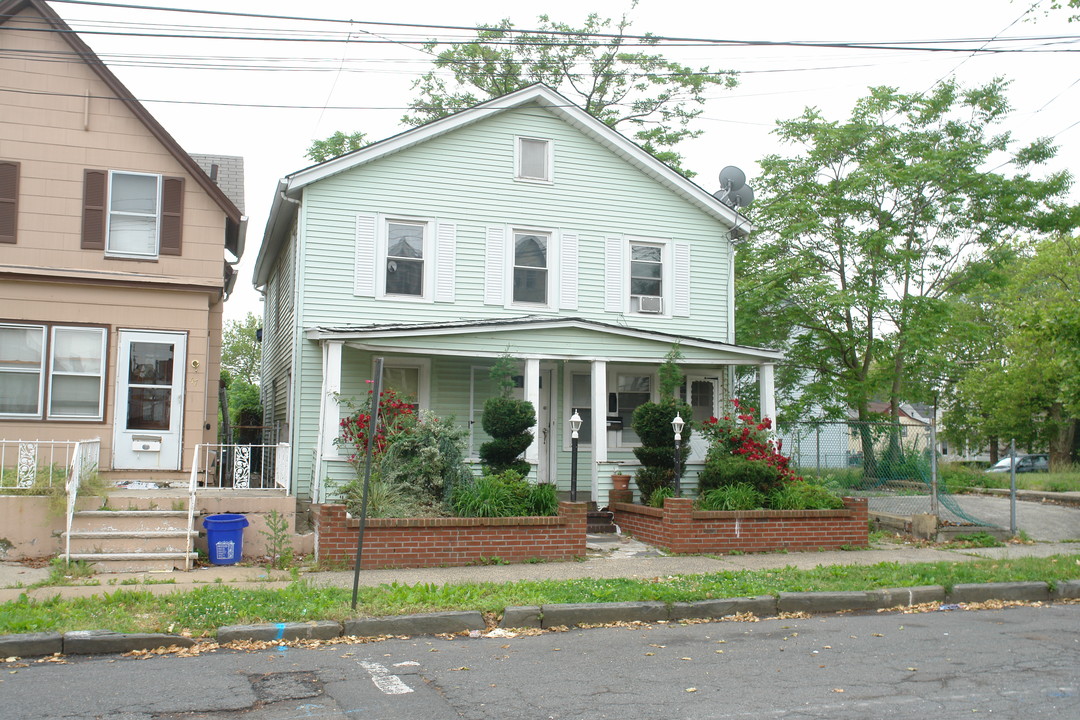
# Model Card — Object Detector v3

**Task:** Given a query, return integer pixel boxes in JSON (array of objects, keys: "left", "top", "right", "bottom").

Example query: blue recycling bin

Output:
[{"left": 203, "top": 513, "right": 249, "bottom": 565}]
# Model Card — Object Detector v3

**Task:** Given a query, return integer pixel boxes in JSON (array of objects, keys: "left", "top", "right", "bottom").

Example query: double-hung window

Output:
[
  {"left": 0, "top": 324, "right": 45, "bottom": 417},
  {"left": 512, "top": 231, "right": 549, "bottom": 305},
  {"left": 629, "top": 241, "right": 664, "bottom": 314},
  {"left": 0, "top": 323, "right": 106, "bottom": 421},
  {"left": 613, "top": 372, "right": 653, "bottom": 445},
  {"left": 385, "top": 221, "right": 426, "bottom": 297},
  {"left": 515, "top": 137, "right": 552, "bottom": 183},
  {"left": 107, "top": 171, "right": 162, "bottom": 257}
]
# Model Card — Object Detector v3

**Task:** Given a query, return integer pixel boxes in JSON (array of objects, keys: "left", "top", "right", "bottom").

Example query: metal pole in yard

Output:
[
  {"left": 1009, "top": 439, "right": 1017, "bottom": 537},
  {"left": 930, "top": 420, "right": 939, "bottom": 518},
  {"left": 351, "top": 358, "right": 384, "bottom": 610},
  {"left": 815, "top": 423, "right": 821, "bottom": 478}
]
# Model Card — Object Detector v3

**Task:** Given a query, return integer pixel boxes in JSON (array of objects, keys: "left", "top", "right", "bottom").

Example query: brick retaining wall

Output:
[
  {"left": 314, "top": 501, "right": 588, "bottom": 569},
  {"left": 612, "top": 497, "right": 868, "bottom": 554}
]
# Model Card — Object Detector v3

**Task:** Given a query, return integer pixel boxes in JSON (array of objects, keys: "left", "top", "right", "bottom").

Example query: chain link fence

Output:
[{"left": 778, "top": 420, "right": 995, "bottom": 528}]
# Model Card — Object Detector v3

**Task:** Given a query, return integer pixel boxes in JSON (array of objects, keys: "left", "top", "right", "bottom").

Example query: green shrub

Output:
[
  {"left": 379, "top": 411, "right": 473, "bottom": 504},
  {"left": 481, "top": 396, "right": 535, "bottom": 437},
  {"left": 340, "top": 474, "right": 413, "bottom": 518},
  {"left": 631, "top": 397, "right": 693, "bottom": 451},
  {"left": 648, "top": 486, "right": 675, "bottom": 508},
  {"left": 634, "top": 465, "right": 675, "bottom": 506},
  {"left": 451, "top": 470, "right": 559, "bottom": 518},
  {"left": 697, "top": 483, "right": 765, "bottom": 511},
  {"left": 767, "top": 482, "right": 846, "bottom": 510},
  {"left": 697, "top": 454, "right": 784, "bottom": 496}
]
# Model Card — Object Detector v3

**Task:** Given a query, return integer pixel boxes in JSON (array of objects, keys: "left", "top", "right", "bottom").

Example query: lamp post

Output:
[
  {"left": 569, "top": 409, "right": 582, "bottom": 502},
  {"left": 672, "top": 412, "right": 685, "bottom": 498}
]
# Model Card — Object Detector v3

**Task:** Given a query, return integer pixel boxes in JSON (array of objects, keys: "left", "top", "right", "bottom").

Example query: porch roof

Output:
[{"left": 304, "top": 315, "right": 783, "bottom": 364}]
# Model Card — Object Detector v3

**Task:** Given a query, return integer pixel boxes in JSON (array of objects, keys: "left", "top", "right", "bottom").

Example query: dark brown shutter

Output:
[
  {"left": 159, "top": 176, "right": 184, "bottom": 256},
  {"left": 0, "top": 161, "right": 19, "bottom": 244},
  {"left": 81, "top": 169, "right": 107, "bottom": 250}
]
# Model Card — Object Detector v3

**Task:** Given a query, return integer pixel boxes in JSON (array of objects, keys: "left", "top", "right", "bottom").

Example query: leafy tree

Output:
[
  {"left": 222, "top": 312, "right": 261, "bottom": 387},
  {"left": 221, "top": 312, "right": 262, "bottom": 435},
  {"left": 944, "top": 235, "right": 1080, "bottom": 465},
  {"left": 305, "top": 130, "right": 370, "bottom": 163},
  {"left": 312, "top": 10, "right": 737, "bottom": 173},
  {"left": 739, "top": 80, "right": 1072, "bottom": 466}
]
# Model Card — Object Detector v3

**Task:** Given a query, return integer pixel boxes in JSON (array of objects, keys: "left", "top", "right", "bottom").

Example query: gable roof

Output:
[
  {"left": 0, "top": 0, "right": 245, "bottom": 257},
  {"left": 255, "top": 83, "right": 750, "bottom": 287}
]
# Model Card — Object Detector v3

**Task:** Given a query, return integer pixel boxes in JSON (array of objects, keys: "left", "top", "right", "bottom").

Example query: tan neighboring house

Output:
[{"left": 0, "top": 0, "right": 245, "bottom": 483}]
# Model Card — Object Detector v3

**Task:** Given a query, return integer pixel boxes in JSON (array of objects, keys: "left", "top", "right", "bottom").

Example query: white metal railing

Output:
[
  {"left": 0, "top": 439, "right": 86, "bottom": 490},
  {"left": 190, "top": 442, "right": 291, "bottom": 491},
  {"left": 63, "top": 439, "right": 101, "bottom": 563}
]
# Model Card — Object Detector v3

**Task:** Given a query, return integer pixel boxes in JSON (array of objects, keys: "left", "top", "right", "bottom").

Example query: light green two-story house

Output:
[{"left": 253, "top": 84, "right": 781, "bottom": 503}]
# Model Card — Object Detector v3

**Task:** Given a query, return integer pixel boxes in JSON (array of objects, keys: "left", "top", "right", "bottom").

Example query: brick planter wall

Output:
[
  {"left": 612, "top": 497, "right": 868, "bottom": 554},
  {"left": 314, "top": 501, "right": 588, "bottom": 569}
]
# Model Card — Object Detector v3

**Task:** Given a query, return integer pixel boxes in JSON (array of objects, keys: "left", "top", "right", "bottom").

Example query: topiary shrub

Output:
[
  {"left": 631, "top": 346, "right": 692, "bottom": 502},
  {"left": 479, "top": 355, "right": 535, "bottom": 476}
]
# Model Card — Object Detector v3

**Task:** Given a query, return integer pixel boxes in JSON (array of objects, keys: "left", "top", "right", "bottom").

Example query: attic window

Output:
[{"left": 516, "top": 137, "right": 552, "bottom": 183}]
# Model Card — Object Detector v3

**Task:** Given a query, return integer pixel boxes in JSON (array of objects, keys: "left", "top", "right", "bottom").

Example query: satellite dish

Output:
[
  {"left": 718, "top": 165, "right": 746, "bottom": 192},
  {"left": 714, "top": 165, "right": 754, "bottom": 210},
  {"left": 730, "top": 185, "right": 754, "bottom": 209}
]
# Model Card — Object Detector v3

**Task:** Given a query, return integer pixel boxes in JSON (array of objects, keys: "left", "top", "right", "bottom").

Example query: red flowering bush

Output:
[
  {"left": 698, "top": 399, "right": 801, "bottom": 495},
  {"left": 336, "top": 388, "right": 416, "bottom": 464}
]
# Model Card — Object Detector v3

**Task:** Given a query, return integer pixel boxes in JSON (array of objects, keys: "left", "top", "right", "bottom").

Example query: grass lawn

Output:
[{"left": 3, "top": 555, "right": 1078, "bottom": 637}]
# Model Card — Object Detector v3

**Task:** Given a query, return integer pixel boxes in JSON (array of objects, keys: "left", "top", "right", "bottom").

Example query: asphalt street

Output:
[{"left": 3, "top": 603, "right": 1078, "bottom": 719}]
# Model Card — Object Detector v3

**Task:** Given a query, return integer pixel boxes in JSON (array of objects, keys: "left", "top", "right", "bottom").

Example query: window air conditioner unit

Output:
[{"left": 635, "top": 295, "right": 663, "bottom": 314}]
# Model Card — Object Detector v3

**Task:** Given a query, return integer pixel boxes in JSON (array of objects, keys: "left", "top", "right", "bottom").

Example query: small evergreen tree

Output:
[
  {"left": 479, "top": 354, "right": 536, "bottom": 476},
  {"left": 631, "top": 346, "right": 692, "bottom": 503}
]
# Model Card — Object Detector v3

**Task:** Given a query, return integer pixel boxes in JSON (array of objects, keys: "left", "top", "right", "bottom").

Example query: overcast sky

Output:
[{"left": 45, "top": 0, "right": 1080, "bottom": 322}]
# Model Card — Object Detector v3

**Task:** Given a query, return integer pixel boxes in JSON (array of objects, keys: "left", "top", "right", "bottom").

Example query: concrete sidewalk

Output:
[{"left": 3, "top": 534, "right": 1079, "bottom": 604}]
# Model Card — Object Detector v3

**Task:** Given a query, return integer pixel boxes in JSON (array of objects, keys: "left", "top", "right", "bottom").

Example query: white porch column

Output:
[
  {"left": 320, "top": 340, "right": 344, "bottom": 457},
  {"left": 759, "top": 362, "right": 776, "bottom": 424},
  {"left": 591, "top": 360, "right": 608, "bottom": 502},
  {"left": 524, "top": 357, "right": 541, "bottom": 465}
]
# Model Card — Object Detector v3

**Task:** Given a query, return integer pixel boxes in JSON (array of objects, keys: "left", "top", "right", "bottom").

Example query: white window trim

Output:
[
  {"left": 514, "top": 136, "right": 554, "bottom": 184},
  {"left": 562, "top": 363, "right": 593, "bottom": 451},
  {"left": 105, "top": 170, "right": 162, "bottom": 259},
  {"left": 505, "top": 226, "right": 559, "bottom": 312},
  {"left": 46, "top": 326, "right": 107, "bottom": 421},
  {"left": 375, "top": 214, "right": 436, "bottom": 303},
  {"left": 375, "top": 356, "right": 431, "bottom": 411},
  {"left": 625, "top": 236, "right": 673, "bottom": 318},
  {"left": 0, "top": 323, "right": 46, "bottom": 419},
  {"left": 609, "top": 365, "right": 658, "bottom": 449}
]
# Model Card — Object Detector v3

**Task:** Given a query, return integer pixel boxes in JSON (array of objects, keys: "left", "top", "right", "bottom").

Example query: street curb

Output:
[
  {"left": 946, "top": 581, "right": 1050, "bottom": 604},
  {"left": 216, "top": 620, "right": 343, "bottom": 644},
  {"left": 63, "top": 630, "right": 195, "bottom": 655},
  {"left": 2, "top": 581, "right": 1077, "bottom": 659}
]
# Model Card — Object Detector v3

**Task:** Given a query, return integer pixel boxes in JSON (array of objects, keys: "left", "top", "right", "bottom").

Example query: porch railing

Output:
[
  {"left": 189, "top": 442, "right": 291, "bottom": 491},
  {"left": 0, "top": 439, "right": 90, "bottom": 490},
  {"left": 63, "top": 439, "right": 102, "bottom": 563}
]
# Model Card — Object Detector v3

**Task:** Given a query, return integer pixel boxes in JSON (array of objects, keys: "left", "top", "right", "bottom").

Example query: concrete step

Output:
[
  {"left": 65, "top": 530, "right": 196, "bottom": 555},
  {"left": 70, "top": 510, "right": 189, "bottom": 533},
  {"left": 65, "top": 552, "right": 198, "bottom": 573}
]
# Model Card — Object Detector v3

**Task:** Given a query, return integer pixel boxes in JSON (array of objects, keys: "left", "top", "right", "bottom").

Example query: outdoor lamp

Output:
[
  {"left": 672, "top": 412, "right": 685, "bottom": 498},
  {"left": 569, "top": 409, "right": 582, "bottom": 502}
]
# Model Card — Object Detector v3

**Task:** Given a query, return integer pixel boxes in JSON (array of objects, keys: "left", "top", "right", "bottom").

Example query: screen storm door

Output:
[{"left": 112, "top": 330, "right": 186, "bottom": 470}]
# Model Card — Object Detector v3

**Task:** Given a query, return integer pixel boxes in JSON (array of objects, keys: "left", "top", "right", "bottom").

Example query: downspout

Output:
[{"left": 282, "top": 191, "right": 305, "bottom": 498}]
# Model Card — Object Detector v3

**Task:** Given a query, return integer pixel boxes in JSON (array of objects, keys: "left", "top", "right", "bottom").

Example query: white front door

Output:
[
  {"left": 112, "top": 330, "right": 186, "bottom": 470},
  {"left": 686, "top": 376, "right": 720, "bottom": 463}
]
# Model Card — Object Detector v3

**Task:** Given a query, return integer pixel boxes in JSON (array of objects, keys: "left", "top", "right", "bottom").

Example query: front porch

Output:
[{"left": 305, "top": 316, "right": 782, "bottom": 504}]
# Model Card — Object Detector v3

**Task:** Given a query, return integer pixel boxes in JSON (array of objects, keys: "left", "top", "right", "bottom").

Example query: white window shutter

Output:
[
  {"left": 559, "top": 231, "right": 579, "bottom": 311},
  {"left": 353, "top": 213, "right": 376, "bottom": 297},
  {"left": 673, "top": 241, "right": 691, "bottom": 317},
  {"left": 604, "top": 237, "right": 624, "bottom": 313},
  {"left": 435, "top": 222, "right": 456, "bottom": 302},
  {"left": 484, "top": 226, "right": 505, "bottom": 305}
]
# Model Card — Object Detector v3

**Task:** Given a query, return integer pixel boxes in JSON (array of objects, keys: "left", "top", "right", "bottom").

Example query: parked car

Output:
[{"left": 986, "top": 454, "right": 1049, "bottom": 473}]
